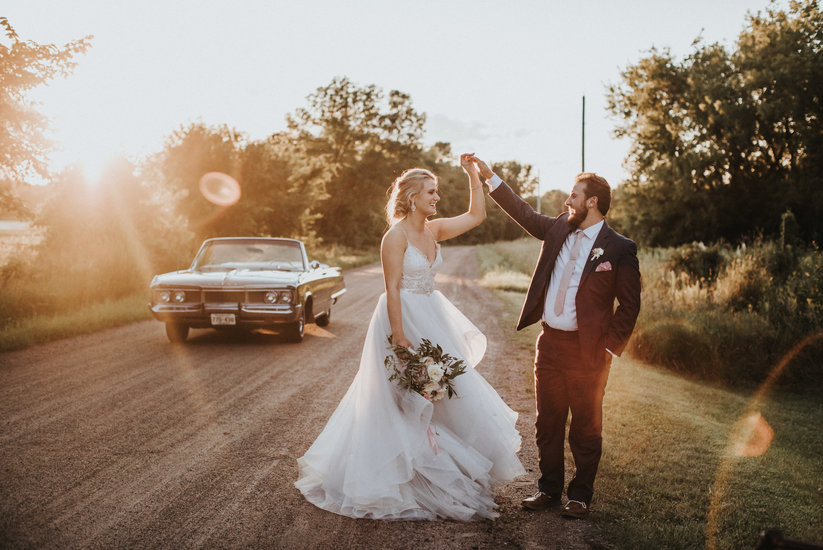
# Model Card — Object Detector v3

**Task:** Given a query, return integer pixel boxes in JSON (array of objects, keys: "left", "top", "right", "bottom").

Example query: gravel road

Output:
[{"left": 1, "top": 246, "right": 601, "bottom": 549}]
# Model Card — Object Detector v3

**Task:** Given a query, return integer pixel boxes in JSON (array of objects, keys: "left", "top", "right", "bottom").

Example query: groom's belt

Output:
[{"left": 541, "top": 322, "right": 579, "bottom": 338}]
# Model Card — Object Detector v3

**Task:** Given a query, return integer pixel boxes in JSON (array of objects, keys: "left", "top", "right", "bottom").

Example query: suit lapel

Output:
[{"left": 579, "top": 222, "right": 612, "bottom": 289}]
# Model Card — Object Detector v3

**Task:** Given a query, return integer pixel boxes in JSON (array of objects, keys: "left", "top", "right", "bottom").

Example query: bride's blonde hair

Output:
[{"left": 385, "top": 168, "right": 437, "bottom": 225}]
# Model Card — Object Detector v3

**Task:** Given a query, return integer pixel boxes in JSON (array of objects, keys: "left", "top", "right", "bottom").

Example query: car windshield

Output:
[{"left": 193, "top": 240, "right": 304, "bottom": 271}]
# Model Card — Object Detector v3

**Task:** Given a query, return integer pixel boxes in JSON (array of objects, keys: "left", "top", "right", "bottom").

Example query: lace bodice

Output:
[{"left": 400, "top": 242, "right": 442, "bottom": 294}]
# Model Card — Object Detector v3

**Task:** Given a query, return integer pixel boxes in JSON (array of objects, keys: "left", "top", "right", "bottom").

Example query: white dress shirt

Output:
[
  {"left": 543, "top": 220, "right": 603, "bottom": 330},
  {"left": 487, "top": 174, "right": 504, "bottom": 191}
]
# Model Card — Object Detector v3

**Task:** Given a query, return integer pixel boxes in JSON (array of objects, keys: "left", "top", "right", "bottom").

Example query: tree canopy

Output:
[
  {"left": 134, "top": 75, "right": 548, "bottom": 256},
  {"left": 285, "top": 77, "right": 427, "bottom": 248},
  {"left": 0, "top": 17, "right": 91, "bottom": 217},
  {"left": 607, "top": 0, "right": 822, "bottom": 246}
]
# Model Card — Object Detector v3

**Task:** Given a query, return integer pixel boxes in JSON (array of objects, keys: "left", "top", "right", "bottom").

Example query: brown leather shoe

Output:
[
  {"left": 521, "top": 491, "right": 562, "bottom": 510},
  {"left": 561, "top": 500, "right": 589, "bottom": 519}
]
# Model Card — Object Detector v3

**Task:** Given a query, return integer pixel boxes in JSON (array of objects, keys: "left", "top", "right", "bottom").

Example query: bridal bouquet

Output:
[{"left": 385, "top": 338, "right": 467, "bottom": 401}]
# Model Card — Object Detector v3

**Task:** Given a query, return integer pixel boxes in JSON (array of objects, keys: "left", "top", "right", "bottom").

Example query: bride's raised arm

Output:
[{"left": 427, "top": 153, "right": 486, "bottom": 242}]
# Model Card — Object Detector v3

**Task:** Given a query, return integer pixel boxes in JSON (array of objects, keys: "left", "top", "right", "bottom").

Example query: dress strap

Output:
[
  {"left": 398, "top": 224, "right": 409, "bottom": 239},
  {"left": 424, "top": 223, "right": 438, "bottom": 245}
]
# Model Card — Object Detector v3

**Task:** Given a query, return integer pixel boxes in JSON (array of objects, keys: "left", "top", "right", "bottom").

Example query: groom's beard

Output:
[{"left": 568, "top": 204, "right": 588, "bottom": 228}]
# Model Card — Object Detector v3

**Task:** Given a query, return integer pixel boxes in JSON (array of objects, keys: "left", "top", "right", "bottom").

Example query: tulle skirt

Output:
[{"left": 295, "top": 290, "right": 525, "bottom": 520}]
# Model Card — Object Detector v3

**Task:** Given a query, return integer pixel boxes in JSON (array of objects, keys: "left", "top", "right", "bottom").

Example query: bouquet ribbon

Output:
[{"left": 427, "top": 426, "right": 439, "bottom": 455}]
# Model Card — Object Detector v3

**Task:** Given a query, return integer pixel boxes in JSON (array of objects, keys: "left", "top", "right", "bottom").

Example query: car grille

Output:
[{"left": 204, "top": 290, "right": 245, "bottom": 303}]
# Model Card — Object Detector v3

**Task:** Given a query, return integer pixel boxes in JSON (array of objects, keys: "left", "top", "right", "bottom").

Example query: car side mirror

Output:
[{"left": 310, "top": 260, "right": 320, "bottom": 270}]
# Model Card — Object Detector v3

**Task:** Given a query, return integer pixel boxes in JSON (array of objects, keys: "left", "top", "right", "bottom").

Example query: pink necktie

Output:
[{"left": 554, "top": 230, "right": 584, "bottom": 316}]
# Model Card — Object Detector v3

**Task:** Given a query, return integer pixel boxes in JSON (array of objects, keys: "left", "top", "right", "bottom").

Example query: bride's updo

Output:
[{"left": 385, "top": 168, "right": 437, "bottom": 225}]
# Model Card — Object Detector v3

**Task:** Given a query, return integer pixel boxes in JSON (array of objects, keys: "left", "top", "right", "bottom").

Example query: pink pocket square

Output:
[{"left": 595, "top": 261, "right": 612, "bottom": 272}]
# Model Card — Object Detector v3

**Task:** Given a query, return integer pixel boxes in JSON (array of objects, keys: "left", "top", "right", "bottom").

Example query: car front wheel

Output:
[
  {"left": 285, "top": 308, "right": 305, "bottom": 342},
  {"left": 165, "top": 322, "right": 189, "bottom": 343}
]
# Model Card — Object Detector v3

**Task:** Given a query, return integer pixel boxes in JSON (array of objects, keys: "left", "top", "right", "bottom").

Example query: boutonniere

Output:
[{"left": 590, "top": 248, "right": 604, "bottom": 261}]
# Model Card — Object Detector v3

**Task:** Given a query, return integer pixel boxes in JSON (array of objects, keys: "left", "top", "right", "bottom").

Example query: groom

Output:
[{"left": 475, "top": 159, "right": 641, "bottom": 519}]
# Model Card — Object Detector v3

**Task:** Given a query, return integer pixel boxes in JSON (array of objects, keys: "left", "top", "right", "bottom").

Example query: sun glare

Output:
[
  {"left": 61, "top": 142, "right": 124, "bottom": 185},
  {"left": 38, "top": 86, "right": 140, "bottom": 187}
]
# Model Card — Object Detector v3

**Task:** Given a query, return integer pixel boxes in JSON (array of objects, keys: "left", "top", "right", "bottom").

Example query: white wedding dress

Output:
[{"left": 295, "top": 242, "right": 525, "bottom": 520}]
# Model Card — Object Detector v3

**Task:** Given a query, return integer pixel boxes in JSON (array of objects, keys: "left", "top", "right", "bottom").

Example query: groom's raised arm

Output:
[{"left": 475, "top": 158, "right": 557, "bottom": 239}]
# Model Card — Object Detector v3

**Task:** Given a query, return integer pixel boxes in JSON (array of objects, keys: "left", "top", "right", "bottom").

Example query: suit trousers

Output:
[{"left": 534, "top": 323, "right": 610, "bottom": 505}]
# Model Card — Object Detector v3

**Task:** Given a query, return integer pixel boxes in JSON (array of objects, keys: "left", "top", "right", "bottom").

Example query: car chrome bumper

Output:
[{"left": 150, "top": 302, "right": 302, "bottom": 328}]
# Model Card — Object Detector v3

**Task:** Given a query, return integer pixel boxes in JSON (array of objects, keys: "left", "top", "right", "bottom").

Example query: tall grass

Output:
[
  {"left": 476, "top": 239, "right": 540, "bottom": 293},
  {"left": 0, "top": 293, "right": 153, "bottom": 351},
  {"left": 635, "top": 240, "right": 822, "bottom": 391},
  {"left": 477, "top": 238, "right": 823, "bottom": 392},
  {"left": 307, "top": 243, "right": 380, "bottom": 271}
]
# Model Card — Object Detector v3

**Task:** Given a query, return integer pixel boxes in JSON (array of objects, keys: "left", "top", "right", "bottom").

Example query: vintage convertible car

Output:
[{"left": 149, "top": 237, "right": 345, "bottom": 343}]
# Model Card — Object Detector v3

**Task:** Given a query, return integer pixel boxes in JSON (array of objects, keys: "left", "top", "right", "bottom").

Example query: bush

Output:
[
  {"left": 722, "top": 261, "right": 770, "bottom": 313},
  {"left": 628, "top": 319, "right": 715, "bottom": 377},
  {"left": 637, "top": 239, "right": 822, "bottom": 391},
  {"left": 665, "top": 241, "right": 726, "bottom": 282}
]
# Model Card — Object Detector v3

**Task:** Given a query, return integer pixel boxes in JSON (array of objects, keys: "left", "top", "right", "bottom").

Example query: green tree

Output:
[
  {"left": 0, "top": 17, "right": 91, "bottom": 217},
  {"left": 148, "top": 123, "right": 240, "bottom": 241},
  {"left": 286, "top": 77, "right": 426, "bottom": 247},
  {"left": 232, "top": 134, "right": 302, "bottom": 238},
  {"left": 607, "top": 0, "right": 822, "bottom": 246},
  {"left": 540, "top": 189, "right": 568, "bottom": 217}
]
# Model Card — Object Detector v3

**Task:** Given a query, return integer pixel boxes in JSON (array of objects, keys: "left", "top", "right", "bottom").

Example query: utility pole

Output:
[{"left": 581, "top": 95, "right": 586, "bottom": 172}]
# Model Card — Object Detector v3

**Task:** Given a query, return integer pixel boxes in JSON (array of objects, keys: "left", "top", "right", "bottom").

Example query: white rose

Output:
[
  {"left": 427, "top": 363, "right": 445, "bottom": 382},
  {"left": 423, "top": 381, "right": 440, "bottom": 395},
  {"left": 421, "top": 356, "right": 435, "bottom": 367}
]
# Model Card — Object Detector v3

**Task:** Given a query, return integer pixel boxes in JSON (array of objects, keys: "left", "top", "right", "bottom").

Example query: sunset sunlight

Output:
[
  {"left": 2, "top": 2, "right": 821, "bottom": 549},
  {"left": 71, "top": 145, "right": 124, "bottom": 186}
]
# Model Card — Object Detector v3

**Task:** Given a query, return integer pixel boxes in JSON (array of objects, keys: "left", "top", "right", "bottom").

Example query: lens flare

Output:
[
  {"left": 199, "top": 172, "right": 241, "bottom": 206},
  {"left": 706, "top": 331, "right": 822, "bottom": 550},
  {"left": 731, "top": 412, "right": 774, "bottom": 458}
]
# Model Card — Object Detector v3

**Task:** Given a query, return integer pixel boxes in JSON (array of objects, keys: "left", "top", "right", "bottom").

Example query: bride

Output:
[{"left": 295, "top": 154, "right": 525, "bottom": 520}]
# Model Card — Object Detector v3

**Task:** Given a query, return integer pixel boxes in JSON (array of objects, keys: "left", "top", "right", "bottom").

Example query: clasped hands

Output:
[{"left": 459, "top": 153, "right": 494, "bottom": 181}]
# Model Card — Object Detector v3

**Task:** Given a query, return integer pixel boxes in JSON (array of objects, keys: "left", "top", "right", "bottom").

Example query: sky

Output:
[{"left": 6, "top": 0, "right": 775, "bottom": 193}]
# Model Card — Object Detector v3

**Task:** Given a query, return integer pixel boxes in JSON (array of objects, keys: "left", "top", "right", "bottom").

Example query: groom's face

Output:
[{"left": 565, "top": 182, "right": 588, "bottom": 228}]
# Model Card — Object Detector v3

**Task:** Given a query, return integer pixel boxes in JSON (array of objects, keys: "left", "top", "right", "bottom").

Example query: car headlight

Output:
[
  {"left": 280, "top": 291, "right": 293, "bottom": 304},
  {"left": 159, "top": 291, "right": 171, "bottom": 303},
  {"left": 173, "top": 291, "right": 186, "bottom": 303},
  {"left": 264, "top": 291, "right": 278, "bottom": 304}
]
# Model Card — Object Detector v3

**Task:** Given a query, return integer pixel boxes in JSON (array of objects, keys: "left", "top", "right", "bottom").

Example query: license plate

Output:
[{"left": 210, "top": 313, "right": 236, "bottom": 326}]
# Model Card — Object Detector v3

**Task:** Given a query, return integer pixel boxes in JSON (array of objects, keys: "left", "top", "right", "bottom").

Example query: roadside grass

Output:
[
  {"left": 0, "top": 246, "right": 377, "bottom": 353},
  {"left": 597, "top": 358, "right": 822, "bottom": 549},
  {"left": 307, "top": 244, "right": 380, "bottom": 270},
  {"left": 476, "top": 239, "right": 539, "bottom": 293},
  {"left": 0, "top": 293, "right": 153, "bottom": 352},
  {"left": 477, "top": 240, "right": 823, "bottom": 549}
]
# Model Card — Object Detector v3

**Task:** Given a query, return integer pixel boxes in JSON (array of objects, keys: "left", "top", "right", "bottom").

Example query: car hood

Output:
[{"left": 152, "top": 269, "right": 301, "bottom": 287}]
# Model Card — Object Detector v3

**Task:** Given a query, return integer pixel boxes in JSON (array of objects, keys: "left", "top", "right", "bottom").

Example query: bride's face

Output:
[{"left": 413, "top": 179, "right": 440, "bottom": 217}]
